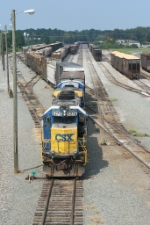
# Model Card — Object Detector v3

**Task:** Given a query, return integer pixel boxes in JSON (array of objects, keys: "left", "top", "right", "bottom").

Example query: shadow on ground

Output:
[{"left": 83, "top": 119, "right": 108, "bottom": 179}]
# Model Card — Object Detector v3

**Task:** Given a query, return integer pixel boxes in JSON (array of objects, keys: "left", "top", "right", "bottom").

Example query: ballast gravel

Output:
[{"left": 0, "top": 49, "right": 150, "bottom": 225}]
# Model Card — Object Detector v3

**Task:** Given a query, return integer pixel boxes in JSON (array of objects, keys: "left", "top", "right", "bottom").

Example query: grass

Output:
[
  {"left": 110, "top": 98, "right": 118, "bottom": 102},
  {"left": 111, "top": 47, "right": 150, "bottom": 56},
  {"left": 129, "top": 129, "right": 150, "bottom": 137}
]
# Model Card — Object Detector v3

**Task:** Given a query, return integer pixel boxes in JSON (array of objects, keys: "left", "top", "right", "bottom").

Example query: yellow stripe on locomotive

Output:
[
  {"left": 51, "top": 126, "right": 77, "bottom": 154},
  {"left": 53, "top": 89, "right": 83, "bottom": 98}
]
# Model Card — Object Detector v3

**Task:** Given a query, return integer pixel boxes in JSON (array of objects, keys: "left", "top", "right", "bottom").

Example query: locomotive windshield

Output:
[{"left": 54, "top": 116, "right": 76, "bottom": 124}]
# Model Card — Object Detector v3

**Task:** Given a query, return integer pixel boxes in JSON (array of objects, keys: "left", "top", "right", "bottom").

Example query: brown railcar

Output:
[
  {"left": 111, "top": 51, "right": 140, "bottom": 79},
  {"left": 141, "top": 54, "right": 150, "bottom": 72},
  {"left": 88, "top": 43, "right": 102, "bottom": 61}
]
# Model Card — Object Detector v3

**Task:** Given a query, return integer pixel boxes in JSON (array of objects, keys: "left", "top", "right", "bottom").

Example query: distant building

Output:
[
  {"left": 116, "top": 39, "right": 141, "bottom": 48},
  {"left": 98, "top": 41, "right": 104, "bottom": 44},
  {"left": 142, "top": 42, "right": 150, "bottom": 48}
]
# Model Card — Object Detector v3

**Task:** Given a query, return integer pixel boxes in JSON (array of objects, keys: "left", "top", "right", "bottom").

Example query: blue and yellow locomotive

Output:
[{"left": 42, "top": 102, "right": 88, "bottom": 177}]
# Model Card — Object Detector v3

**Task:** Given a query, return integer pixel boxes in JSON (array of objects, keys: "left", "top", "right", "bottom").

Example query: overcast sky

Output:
[{"left": 0, "top": 0, "right": 150, "bottom": 31}]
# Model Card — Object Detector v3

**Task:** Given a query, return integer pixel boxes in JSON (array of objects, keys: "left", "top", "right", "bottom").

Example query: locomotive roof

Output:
[{"left": 56, "top": 61, "right": 84, "bottom": 71}]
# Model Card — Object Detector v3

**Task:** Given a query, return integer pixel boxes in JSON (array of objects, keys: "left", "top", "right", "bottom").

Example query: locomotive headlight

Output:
[
  {"left": 63, "top": 110, "right": 67, "bottom": 116},
  {"left": 50, "top": 150, "right": 55, "bottom": 155},
  {"left": 73, "top": 150, "right": 77, "bottom": 155}
]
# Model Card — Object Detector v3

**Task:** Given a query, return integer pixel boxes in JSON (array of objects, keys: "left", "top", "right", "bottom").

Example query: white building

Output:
[{"left": 116, "top": 39, "right": 141, "bottom": 48}]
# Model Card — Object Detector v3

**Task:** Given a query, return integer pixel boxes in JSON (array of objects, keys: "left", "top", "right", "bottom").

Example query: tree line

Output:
[{"left": 1, "top": 26, "right": 150, "bottom": 51}]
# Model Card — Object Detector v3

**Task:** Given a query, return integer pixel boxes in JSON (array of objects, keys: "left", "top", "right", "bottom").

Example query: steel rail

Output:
[
  {"left": 98, "top": 62, "right": 150, "bottom": 97},
  {"left": 41, "top": 179, "right": 54, "bottom": 225},
  {"left": 71, "top": 179, "right": 76, "bottom": 225},
  {"left": 85, "top": 46, "right": 150, "bottom": 170}
]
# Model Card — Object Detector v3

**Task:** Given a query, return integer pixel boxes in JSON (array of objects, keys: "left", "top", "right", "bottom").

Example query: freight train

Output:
[
  {"left": 70, "top": 42, "right": 80, "bottom": 54},
  {"left": 141, "top": 53, "right": 150, "bottom": 72},
  {"left": 41, "top": 62, "right": 88, "bottom": 177},
  {"left": 111, "top": 51, "right": 140, "bottom": 79},
  {"left": 88, "top": 43, "right": 102, "bottom": 61}
]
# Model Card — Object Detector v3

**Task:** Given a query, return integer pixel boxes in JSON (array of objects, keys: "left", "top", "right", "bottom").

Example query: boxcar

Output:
[
  {"left": 88, "top": 43, "right": 102, "bottom": 61},
  {"left": 111, "top": 51, "right": 140, "bottom": 79},
  {"left": 122, "top": 55, "right": 140, "bottom": 79},
  {"left": 141, "top": 54, "right": 150, "bottom": 72}
]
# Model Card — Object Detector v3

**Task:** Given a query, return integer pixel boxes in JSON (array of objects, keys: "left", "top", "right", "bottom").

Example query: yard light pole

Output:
[
  {"left": 12, "top": 9, "right": 35, "bottom": 174},
  {"left": 0, "top": 24, "right": 1, "bottom": 60},
  {"left": 5, "top": 25, "right": 11, "bottom": 95},
  {"left": 0, "top": 26, "right": 5, "bottom": 70}
]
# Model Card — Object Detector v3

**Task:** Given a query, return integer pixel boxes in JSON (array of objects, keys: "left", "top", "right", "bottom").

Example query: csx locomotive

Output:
[{"left": 41, "top": 62, "right": 88, "bottom": 177}]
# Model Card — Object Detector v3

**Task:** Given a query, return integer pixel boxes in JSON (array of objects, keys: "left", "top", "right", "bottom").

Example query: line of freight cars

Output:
[
  {"left": 88, "top": 43, "right": 102, "bottom": 61},
  {"left": 111, "top": 51, "right": 140, "bottom": 79},
  {"left": 23, "top": 42, "right": 70, "bottom": 78},
  {"left": 41, "top": 61, "right": 88, "bottom": 177}
]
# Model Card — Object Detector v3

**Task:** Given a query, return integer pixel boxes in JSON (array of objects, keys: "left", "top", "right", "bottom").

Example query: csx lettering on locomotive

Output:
[{"left": 55, "top": 134, "right": 73, "bottom": 142}]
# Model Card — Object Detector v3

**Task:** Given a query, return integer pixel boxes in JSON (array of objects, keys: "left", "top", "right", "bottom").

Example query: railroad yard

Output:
[{"left": 0, "top": 44, "right": 150, "bottom": 225}]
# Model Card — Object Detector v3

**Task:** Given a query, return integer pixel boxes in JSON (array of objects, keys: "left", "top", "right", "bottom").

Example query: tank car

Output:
[
  {"left": 141, "top": 53, "right": 150, "bottom": 72},
  {"left": 41, "top": 91, "right": 88, "bottom": 177}
]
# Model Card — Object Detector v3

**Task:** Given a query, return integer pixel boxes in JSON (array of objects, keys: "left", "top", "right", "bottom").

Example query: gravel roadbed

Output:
[{"left": 0, "top": 53, "right": 150, "bottom": 225}]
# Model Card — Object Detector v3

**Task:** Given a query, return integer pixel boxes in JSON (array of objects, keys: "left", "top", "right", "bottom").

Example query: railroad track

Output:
[
  {"left": 102, "top": 55, "right": 150, "bottom": 96},
  {"left": 98, "top": 61, "right": 150, "bottom": 97},
  {"left": 11, "top": 57, "right": 84, "bottom": 225},
  {"left": 140, "top": 71, "right": 150, "bottom": 80},
  {"left": 132, "top": 78, "right": 150, "bottom": 95},
  {"left": 33, "top": 179, "right": 83, "bottom": 225},
  {"left": 9, "top": 58, "right": 45, "bottom": 128},
  {"left": 85, "top": 46, "right": 150, "bottom": 169}
]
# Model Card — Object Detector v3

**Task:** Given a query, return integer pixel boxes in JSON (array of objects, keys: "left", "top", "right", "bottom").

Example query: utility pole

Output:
[
  {"left": 0, "top": 31, "right": 1, "bottom": 60},
  {"left": 5, "top": 25, "right": 10, "bottom": 95},
  {"left": 2, "top": 32, "right": 5, "bottom": 70},
  {"left": 12, "top": 9, "right": 19, "bottom": 173}
]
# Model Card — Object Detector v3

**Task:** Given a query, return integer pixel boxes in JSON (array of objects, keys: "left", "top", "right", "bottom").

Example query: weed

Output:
[
  {"left": 110, "top": 98, "right": 118, "bottom": 102},
  {"left": 88, "top": 216, "right": 104, "bottom": 224},
  {"left": 129, "top": 129, "right": 150, "bottom": 137}
]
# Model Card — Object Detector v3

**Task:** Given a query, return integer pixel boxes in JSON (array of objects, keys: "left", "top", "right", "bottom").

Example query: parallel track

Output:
[
  {"left": 85, "top": 46, "right": 150, "bottom": 169},
  {"left": 98, "top": 61, "right": 150, "bottom": 97},
  {"left": 102, "top": 55, "right": 150, "bottom": 96}
]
